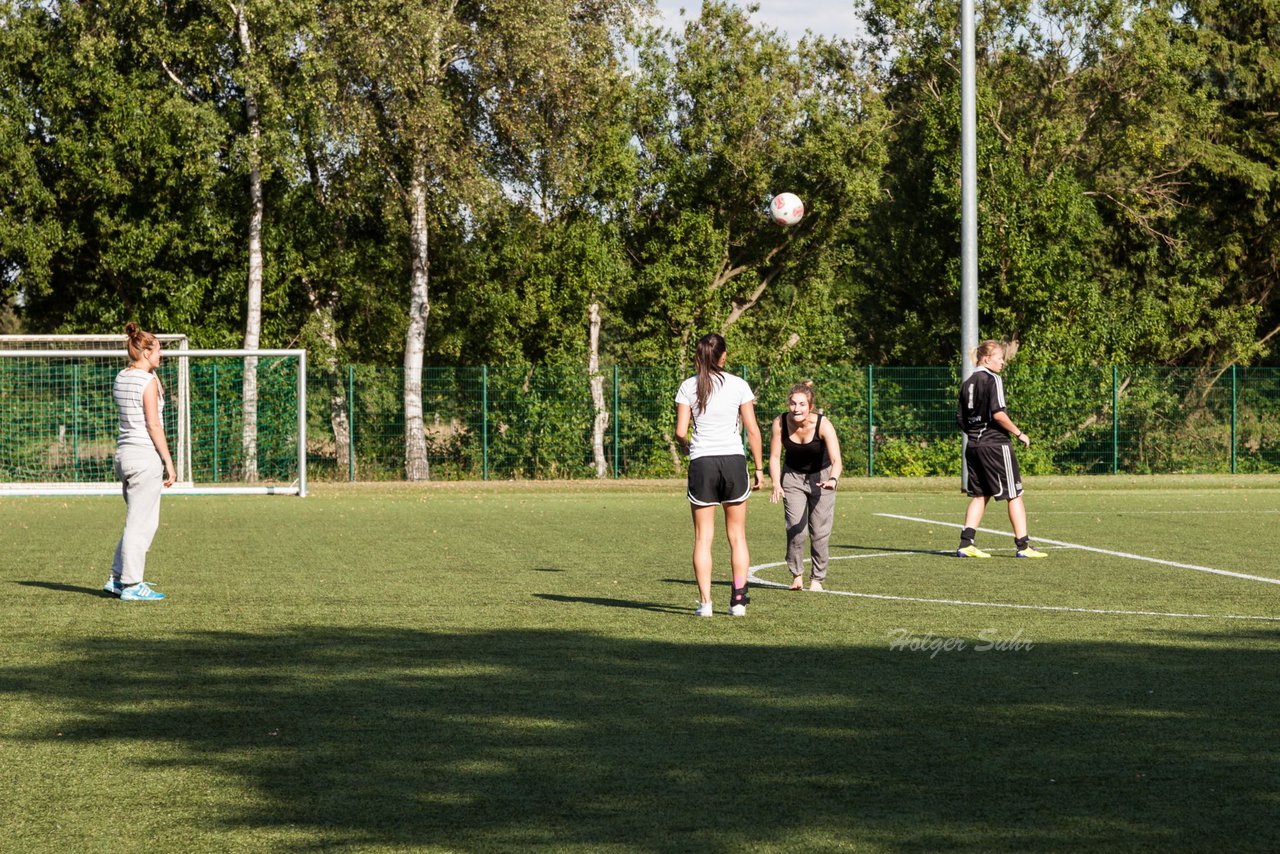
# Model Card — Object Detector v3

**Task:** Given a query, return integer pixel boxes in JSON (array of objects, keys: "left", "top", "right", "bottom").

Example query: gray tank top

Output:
[{"left": 114, "top": 368, "right": 162, "bottom": 449}]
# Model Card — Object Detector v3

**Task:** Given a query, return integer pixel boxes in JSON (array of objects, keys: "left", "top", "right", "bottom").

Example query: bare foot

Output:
[
  {"left": 789, "top": 576, "right": 803, "bottom": 590},
  {"left": 809, "top": 579, "right": 824, "bottom": 592}
]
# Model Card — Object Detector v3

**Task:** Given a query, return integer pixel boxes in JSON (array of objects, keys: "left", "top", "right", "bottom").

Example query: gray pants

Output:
[
  {"left": 111, "top": 446, "right": 164, "bottom": 586},
  {"left": 782, "top": 466, "right": 836, "bottom": 581}
]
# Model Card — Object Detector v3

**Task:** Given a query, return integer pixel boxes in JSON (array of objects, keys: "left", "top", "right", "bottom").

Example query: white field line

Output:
[
  {"left": 746, "top": 552, "right": 1280, "bottom": 623},
  {"left": 1033, "top": 509, "right": 1280, "bottom": 515},
  {"left": 877, "top": 513, "right": 1280, "bottom": 587}
]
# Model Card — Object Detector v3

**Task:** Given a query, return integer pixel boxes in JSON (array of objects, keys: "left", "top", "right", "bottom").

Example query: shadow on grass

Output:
[
  {"left": 3, "top": 626, "right": 1279, "bottom": 851},
  {"left": 832, "top": 544, "right": 959, "bottom": 557},
  {"left": 533, "top": 593, "right": 686, "bottom": 614},
  {"left": 14, "top": 580, "right": 112, "bottom": 598}
]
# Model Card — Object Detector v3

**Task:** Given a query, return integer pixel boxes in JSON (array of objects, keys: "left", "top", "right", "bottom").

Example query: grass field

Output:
[{"left": 3, "top": 476, "right": 1280, "bottom": 852}]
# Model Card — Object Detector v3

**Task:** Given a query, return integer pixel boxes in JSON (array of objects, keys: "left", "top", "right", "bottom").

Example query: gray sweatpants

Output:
[
  {"left": 111, "top": 445, "right": 164, "bottom": 586},
  {"left": 781, "top": 466, "right": 836, "bottom": 582}
]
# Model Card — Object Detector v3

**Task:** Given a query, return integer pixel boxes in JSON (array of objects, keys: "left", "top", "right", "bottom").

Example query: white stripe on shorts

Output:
[{"left": 1002, "top": 444, "right": 1016, "bottom": 499}]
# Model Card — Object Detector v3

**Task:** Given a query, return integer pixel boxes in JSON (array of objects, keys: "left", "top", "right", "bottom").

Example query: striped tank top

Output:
[{"left": 114, "top": 368, "right": 163, "bottom": 449}]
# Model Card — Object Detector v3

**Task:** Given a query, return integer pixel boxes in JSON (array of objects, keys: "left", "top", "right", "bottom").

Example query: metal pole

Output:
[
  {"left": 212, "top": 362, "right": 219, "bottom": 482},
  {"left": 1112, "top": 365, "right": 1119, "bottom": 474},
  {"left": 613, "top": 364, "right": 619, "bottom": 479},
  {"left": 72, "top": 362, "right": 80, "bottom": 480},
  {"left": 1231, "top": 364, "right": 1237, "bottom": 474},
  {"left": 482, "top": 365, "right": 489, "bottom": 481},
  {"left": 867, "top": 364, "right": 874, "bottom": 477},
  {"left": 960, "top": 0, "right": 979, "bottom": 491},
  {"left": 298, "top": 350, "right": 307, "bottom": 497},
  {"left": 347, "top": 365, "right": 356, "bottom": 482}
]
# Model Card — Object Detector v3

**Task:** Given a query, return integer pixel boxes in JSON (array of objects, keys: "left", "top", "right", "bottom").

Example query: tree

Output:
[
  {"left": 850, "top": 0, "right": 1229, "bottom": 366},
  {"left": 0, "top": 0, "right": 241, "bottom": 339},
  {"left": 624, "top": 2, "right": 889, "bottom": 371},
  {"left": 320, "top": 0, "right": 644, "bottom": 479},
  {"left": 1176, "top": 0, "right": 1280, "bottom": 364}
]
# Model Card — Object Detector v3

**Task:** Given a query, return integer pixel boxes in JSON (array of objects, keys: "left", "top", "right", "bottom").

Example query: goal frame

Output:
[
  {"left": 0, "top": 347, "right": 307, "bottom": 497},
  {"left": 1, "top": 334, "right": 194, "bottom": 485}
]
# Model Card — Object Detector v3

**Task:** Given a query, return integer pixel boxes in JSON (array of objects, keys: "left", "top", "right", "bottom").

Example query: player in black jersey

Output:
[{"left": 955, "top": 340, "right": 1046, "bottom": 558}]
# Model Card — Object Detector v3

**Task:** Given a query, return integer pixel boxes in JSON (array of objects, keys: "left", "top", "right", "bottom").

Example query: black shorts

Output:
[
  {"left": 687, "top": 455, "right": 752, "bottom": 506},
  {"left": 964, "top": 443, "right": 1023, "bottom": 500}
]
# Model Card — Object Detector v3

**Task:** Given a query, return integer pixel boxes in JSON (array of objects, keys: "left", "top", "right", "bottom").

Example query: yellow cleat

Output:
[
  {"left": 956, "top": 545, "right": 991, "bottom": 558},
  {"left": 1016, "top": 547, "right": 1048, "bottom": 558}
]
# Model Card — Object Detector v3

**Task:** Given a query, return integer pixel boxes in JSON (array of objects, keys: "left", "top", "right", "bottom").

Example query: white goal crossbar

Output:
[{"left": 0, "top": 347, "right": 307, "bottom": 497}]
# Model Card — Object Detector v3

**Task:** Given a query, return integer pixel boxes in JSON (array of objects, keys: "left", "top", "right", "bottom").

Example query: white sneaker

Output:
[
  {"left": 729, "top": 604, "right": 746, "bottom": 617},
  {"left": 695, "top": 602, "right": 713, "bottom": 617}
]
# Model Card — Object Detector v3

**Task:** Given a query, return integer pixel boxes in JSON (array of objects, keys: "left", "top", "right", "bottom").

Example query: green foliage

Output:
[
  {"left": 3, "top": 0, "right": 1280, "bottom": 395},
  {"left": 623, "top": 2, "right": 889, "bottom": 369}
]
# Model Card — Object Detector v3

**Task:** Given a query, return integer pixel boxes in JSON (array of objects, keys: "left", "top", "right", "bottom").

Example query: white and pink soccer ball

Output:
[{"left": 769, "top": 192, "right": 804, "bottom": 226}]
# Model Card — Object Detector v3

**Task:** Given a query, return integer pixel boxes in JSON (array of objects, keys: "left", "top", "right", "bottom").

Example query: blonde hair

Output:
[
  {"left": 124, "top": 322, "right": 158, "bottom": 364},
  {"left": 970, "top": 340, "right": 1006, "bottom": 366}
]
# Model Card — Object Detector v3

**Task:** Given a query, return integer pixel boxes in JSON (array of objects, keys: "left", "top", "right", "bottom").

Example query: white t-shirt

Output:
[{"left": 675, "top": 373, "right": 756, "bottom": 459}]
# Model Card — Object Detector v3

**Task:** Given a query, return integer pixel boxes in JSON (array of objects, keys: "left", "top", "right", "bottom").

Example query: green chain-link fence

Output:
[{"left": 304, "top": 364, "right": 1280, "bottom": 480}]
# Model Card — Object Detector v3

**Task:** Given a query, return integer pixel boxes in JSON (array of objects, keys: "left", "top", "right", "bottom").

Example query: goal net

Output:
[{"left": 0, "top": 338, "right": 307, "bottom": 496}]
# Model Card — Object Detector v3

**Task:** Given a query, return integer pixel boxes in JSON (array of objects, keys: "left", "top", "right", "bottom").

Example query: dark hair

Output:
[
  {"left": 693, "top": 333, "right": 727, "bottom": 412},
  {"left": 124, "top": 322, "right": 157, "bottom": 363},
  {"left": 788, "top": 380, "right": 815, "bottom": 406}
]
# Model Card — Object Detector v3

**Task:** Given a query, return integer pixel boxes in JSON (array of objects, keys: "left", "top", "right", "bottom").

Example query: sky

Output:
[{"left": 649, "top": 0, "right": 865, "bottom": 43}]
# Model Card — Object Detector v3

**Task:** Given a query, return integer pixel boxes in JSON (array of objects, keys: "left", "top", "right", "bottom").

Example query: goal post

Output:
[
  {"left": 1, "top": 334, "right": 194, "bottom": 484},
  {"left": 0, "top": 346, "right": 307, "bottom": 496}
]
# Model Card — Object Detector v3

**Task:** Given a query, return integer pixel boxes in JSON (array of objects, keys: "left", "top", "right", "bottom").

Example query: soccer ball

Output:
[{"left": 769, "top": 192, "right": 804, "bottom": 226}]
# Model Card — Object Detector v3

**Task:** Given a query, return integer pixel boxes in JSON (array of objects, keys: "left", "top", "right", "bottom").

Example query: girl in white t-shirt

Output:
[{"left": 674, "top": 333, "right": 763, "bottom": 617}]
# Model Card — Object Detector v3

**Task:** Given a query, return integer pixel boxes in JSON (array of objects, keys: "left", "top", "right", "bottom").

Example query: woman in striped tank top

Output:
[{"left": 103, "top": 323, "right": 176, "bottom": 601}]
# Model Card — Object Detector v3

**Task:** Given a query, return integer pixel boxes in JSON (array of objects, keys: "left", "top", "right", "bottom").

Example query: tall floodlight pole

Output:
[
  {"left": 960, "top": 0, "right": 978, "bottom": 375},
  {"left": 960, "top": 0, "right": 979, "bottom": 488}
]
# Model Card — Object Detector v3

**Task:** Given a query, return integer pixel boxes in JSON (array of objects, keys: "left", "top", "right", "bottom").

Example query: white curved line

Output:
[{"left": 748, "top": 551, "right": 1280, "bottom": 623}]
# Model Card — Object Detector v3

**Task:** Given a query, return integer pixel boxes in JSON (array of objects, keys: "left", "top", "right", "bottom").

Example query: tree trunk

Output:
[
  {"left": 235, "top": 1, "right": 261, "bottom": 482},
  {"left": 588, "top": 302, "right": 609, "bottom": 478},
  {"left": 305, "top": 279, "right": 351, "bottom": 478},
  {"left": 301, "top": 134, "right": 352, "bottom": 479},
  {"left": 404, "top": 156, "right": 431, "bottom": 481}
]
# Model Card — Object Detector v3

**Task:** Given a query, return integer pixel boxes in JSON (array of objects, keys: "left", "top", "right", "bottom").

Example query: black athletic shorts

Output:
[
  {"left": 687, "top": 455, "right": 752, "bottom": 506},
  {"left": 964, "top": 443, "right": 1023, "bottom": 500}
]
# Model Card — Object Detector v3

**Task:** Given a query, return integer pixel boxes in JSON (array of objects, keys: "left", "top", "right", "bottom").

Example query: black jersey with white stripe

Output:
[{"left": 956, "top": 367, "right": 1011, "bottom": 446}]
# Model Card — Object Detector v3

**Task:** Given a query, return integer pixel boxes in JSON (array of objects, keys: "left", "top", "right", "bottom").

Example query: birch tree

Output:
[
  {"left": 230, "top": 0, "right": 264, "bottom": 480},
  {"left": 588, "top": 302, "right": 608, "bottom": 477},
  {"left": 321, "top": 0, "right": 643, "bottom": 479}
]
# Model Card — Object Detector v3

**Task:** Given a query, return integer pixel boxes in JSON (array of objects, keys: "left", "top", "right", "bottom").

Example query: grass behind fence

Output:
[{"left": 3, "top": 477, "right": 1280, "bottom": 851}]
